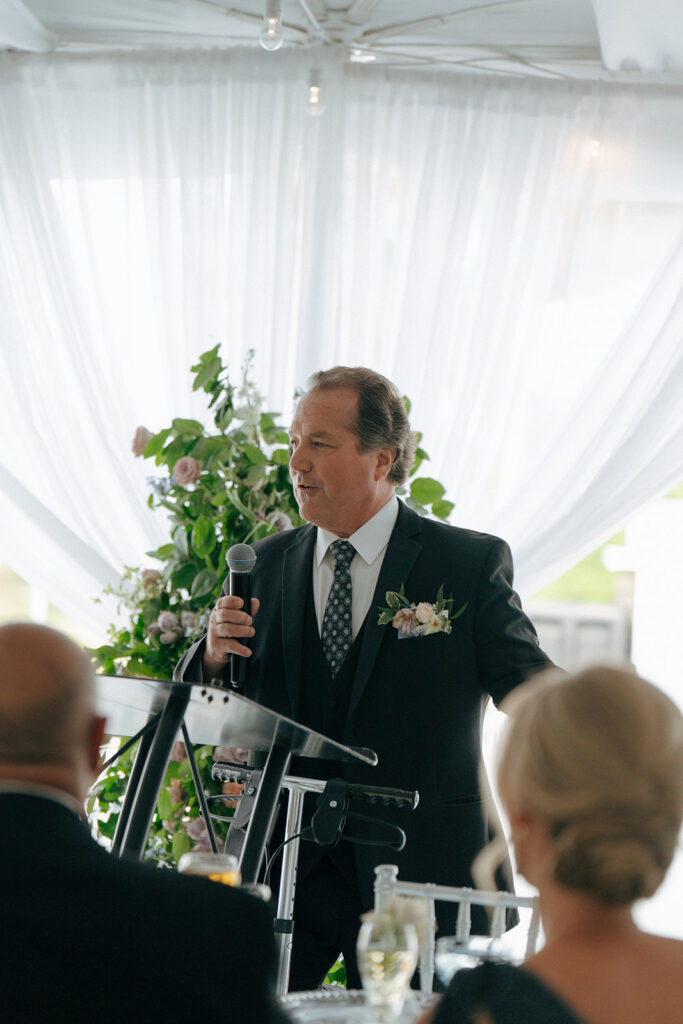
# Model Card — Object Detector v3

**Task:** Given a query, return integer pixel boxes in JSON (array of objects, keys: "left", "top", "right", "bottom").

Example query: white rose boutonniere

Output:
[{"left": 378, "top": 584, "right": 468, "bottom": 639}]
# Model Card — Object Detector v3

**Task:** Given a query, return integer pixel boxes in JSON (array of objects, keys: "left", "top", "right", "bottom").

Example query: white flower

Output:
[
  {"left": 414, "top": 602, "right": 434, "bottom": 624},
  {"left": 418, "top": 614, "right": 443, "bottom": 636}
]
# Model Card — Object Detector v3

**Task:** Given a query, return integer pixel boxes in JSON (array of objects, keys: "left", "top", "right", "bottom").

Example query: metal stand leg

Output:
[
  {"left": 110, "top": 719, "right": 158, "bottom": 857},
  {"left": 238, "top": 731, "right": 292, "bottom": 884},
  {"left": 119, "top": 684, "right": 191, "bottom": 861},
  {"left": 181, "top": 722, "right": 219, "bottom": 854},
  {"left": 274, "top": 787, "right": 305, "bottom": 997}
]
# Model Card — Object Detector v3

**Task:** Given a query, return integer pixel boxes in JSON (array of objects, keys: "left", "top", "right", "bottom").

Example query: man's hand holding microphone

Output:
[{"left": 203, "top": 544, "right": 259, "bottom": 690}]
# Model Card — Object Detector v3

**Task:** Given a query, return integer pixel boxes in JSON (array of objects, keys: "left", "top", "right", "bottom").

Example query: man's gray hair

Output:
[{"left": 306, "top": 366, "right": 417, "bottom": 485}]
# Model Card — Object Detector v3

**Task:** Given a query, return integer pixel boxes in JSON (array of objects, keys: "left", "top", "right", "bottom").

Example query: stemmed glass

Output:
[{"left": 357, "top": 915, "right": 419, "bottom": 1022}]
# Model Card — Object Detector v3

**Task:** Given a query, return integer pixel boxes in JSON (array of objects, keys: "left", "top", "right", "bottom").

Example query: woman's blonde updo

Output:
[{"left": 497, "top": 665, "right": 683, "bottom": 906}]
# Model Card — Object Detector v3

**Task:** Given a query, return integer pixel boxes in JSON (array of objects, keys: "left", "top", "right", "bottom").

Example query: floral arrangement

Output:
[
  {"left": 378, "top": 584, "right": 468, "bottom": 637},
  {"left": 88, "top": 347, "right": 454, "bottom": 868}
]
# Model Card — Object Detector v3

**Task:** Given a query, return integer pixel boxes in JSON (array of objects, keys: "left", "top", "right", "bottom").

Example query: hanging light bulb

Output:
[
  {"left": 259, "top": 0, "right": 284, "bottom": 51},
  {"left": 306, "top": 69, "right": 325, "bottom": 117}
]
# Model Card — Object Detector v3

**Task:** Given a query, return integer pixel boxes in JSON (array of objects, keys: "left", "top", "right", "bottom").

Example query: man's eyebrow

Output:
[{"left": 288, "top": 428, "right": 337, "bottom": 440}]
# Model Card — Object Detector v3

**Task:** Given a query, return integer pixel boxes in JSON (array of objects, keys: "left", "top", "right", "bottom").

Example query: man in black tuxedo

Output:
[
  {"left": 176, "top": 367, "right": 553, "bottom": 990},
  {"left": 0, "top": 622, "right": 288, "bottom": 1024}
]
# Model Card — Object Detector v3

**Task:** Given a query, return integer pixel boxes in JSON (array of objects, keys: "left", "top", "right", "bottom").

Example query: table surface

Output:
[{"left": 280, "top": 988, "right": 438, "bottom": 1022}]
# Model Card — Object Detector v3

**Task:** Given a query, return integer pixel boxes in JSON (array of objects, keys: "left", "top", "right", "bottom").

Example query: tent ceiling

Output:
[{"left": 2, "top": 0, "right": 682, "bottom": 82}]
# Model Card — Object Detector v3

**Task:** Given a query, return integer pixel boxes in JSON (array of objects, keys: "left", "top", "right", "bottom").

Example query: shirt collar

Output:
[
  {"left": 315, "top": 494, "right": 399, "bottom": 567},
  {"left": 0, "top": 780, "right": 85, "bottom": 818}
]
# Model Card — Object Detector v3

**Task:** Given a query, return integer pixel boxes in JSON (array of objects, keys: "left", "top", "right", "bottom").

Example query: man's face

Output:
[{"left": 288, "top": 387, "right": 395, "bottom": 537}]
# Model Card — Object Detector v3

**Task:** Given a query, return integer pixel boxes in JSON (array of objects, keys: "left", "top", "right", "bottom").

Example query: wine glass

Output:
[
  {"left": 357, "top": 916, "right": 419, "bottom": 1022},
  {"left": 177, "top": 851, "right": 242, "bottom": 887}
]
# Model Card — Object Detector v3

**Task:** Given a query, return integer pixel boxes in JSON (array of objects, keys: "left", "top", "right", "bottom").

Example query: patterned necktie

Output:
[{"left": 321, "top": 539, "right": 355, "bottom": 677}]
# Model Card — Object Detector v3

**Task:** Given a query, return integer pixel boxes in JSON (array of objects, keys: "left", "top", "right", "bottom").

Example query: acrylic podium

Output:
[{"left": 94, "top": 674, "right": 378, "bottom": 882}]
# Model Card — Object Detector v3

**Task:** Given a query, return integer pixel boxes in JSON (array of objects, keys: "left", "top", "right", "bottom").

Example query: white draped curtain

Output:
[{"left": 0, "top": 49, "right": 682, "bottom": 633}]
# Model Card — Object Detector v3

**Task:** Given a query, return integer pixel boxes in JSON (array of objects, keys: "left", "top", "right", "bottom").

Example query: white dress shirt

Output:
[{"left": 313, "top": 494, "right": 399, "bottom": 639}]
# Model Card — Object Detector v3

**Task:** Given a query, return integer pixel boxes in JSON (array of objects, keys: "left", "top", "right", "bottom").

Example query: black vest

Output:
[
  {"left": 291, "top": 577, "right": 366, "bottom": 886},
  {"left": 295, "top": 573, "right": 366, "bottom": 763}
]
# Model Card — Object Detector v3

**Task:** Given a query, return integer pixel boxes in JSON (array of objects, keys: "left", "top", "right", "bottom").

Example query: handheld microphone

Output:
[{"left": 226, "top": 543, "right": 257, "bottom": 691}]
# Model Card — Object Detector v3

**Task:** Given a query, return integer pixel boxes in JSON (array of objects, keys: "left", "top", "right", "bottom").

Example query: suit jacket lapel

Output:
[
  {"left": 348, "top": 502, "right": 423, "bottom": 721},
  {"left": 281, "top": 524, "right": 316, "bottom": 716}
]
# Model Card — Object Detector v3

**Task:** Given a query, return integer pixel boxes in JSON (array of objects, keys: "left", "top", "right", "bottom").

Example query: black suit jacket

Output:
[
  {"left": 0, "top": 793, "right": 289, "bottom": 1024},
  {"left": 177, "top": 502, "right": 552, "bottom": 911}
]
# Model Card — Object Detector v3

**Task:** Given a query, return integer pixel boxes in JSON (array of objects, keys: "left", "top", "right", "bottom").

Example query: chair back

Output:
[{"left": 372, "top": 864, "right": 541, "bottom": 993}]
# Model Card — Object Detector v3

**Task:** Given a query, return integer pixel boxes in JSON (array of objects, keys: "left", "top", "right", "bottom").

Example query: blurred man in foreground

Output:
[{"left": 0, "top": 622, "right": 288, "bottom": 1024}]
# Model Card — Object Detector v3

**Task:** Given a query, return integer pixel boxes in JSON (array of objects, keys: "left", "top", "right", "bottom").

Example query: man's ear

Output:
[
  {"left": 375, "top": 447, "right": 396, "bottom": 481},
  {"left": 88, "top": 715, "right": 108, "bottom": 774}
]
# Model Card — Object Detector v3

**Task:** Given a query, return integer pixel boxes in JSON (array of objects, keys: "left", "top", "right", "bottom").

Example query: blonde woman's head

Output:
[{"left": 497, "top": 665, "right": 683, "bottom": 906}]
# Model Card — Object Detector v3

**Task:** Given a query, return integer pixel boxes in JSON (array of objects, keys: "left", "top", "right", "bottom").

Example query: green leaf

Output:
[
  {"left": 242, "top": 442, "right": 267, "bottom": 465},
  {"left": 172, "top": 831, "right": 191, "bottom": 863},
  {"left": 157, "top": 787, "right": 173, "bottom": 819},
  {"left": 126, "top": 659, "right": 165, "bottom": 678},
  {"left": 386, "top": 591, "right": 401, "bottom": 611},
  {"left": 431, "top": 499, "right": 455, "bottom": 521},
  {"left": 404, "top": 495, "right": 428, "bottom": 516},
  {"left": 192, "top": 516, "right": 217, "bottom": 558},
  {"left": 452, "top": 602, "right": 468, "bottom": 620},
  {"left": 378, "top": 610, "right": 395, "bottom": 625},
  {"left": 191, "top": 568, "right": 218, "bottom": 600},
  {"left": 224, "top": 488, "right": 255, "bottom": 522},
  {"left": 272, "top": 447, "right": 290, "bottom": 466},
  {"left": 246, "top": 463, "right": 266, "bottom": 487},
  {"left": 191, "top": 344, "right": 220, "bottom": 372},
  {"left": 193, "top": 356, "right": 222, "bottom": 391},
  {"left": 172, "top": 418, "right": 205, "bottom": 437},
  {"left": 170, "top": 563, "right": 197, "bottom": 591},
  {"left": 147, "top": 543, "right": 176, "bottom": 559},
  {"left": 410, "top": 477, "right": 446, "bottom": 504},
  {"left": 144, "top": 428, "right": 172, "bottom": 458},
  {"left": 173, "top": 528, "right": 189, "bottom": 557},
  {"left": 97, "top": 815, "right": 119, "bottom": 840}
]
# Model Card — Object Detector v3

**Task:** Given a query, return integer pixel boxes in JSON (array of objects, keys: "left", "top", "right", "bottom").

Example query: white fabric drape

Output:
[{"left": 0, "top": 50, "right": 681, "bottom": 631}]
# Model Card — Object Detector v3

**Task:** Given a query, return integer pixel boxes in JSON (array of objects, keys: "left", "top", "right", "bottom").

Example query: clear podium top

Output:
[{"left": 95, "top": 674, "right": 377, "bottom": 766}]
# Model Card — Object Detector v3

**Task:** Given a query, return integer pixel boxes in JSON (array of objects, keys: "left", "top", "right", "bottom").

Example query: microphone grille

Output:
[{"left": 226, "top": 543, "right": 257, "bottom": 574}]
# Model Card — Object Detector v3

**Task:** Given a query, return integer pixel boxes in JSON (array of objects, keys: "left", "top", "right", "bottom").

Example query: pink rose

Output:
[
  {"left": 160, "top": 631, "right": 179, "bottom": 644},
  {"left": 170, "top": 741, "right": 186, "bottom": 763},
  {"left": 213, "top": 746, "right": 249, "bottom": 764},
  {"left": 392, "top": 607, "right": 417, "bottom": 638},
  {"left": 142, "top": 569, "right": 162, "bottom": 588},
  {"left": 267, "top": 511, "right": 294, "bottom": 533},
  {"left": 169, "top": 778, "right": 186, "bottom": 806},
  {"left": 173, "top": 455, "right": 201, "bottom": 486},
  {"left": 147, "top": 622, "right": 162, "bottom": 637},
  {"left": 221, "top": 781, "right": 245, "bottom": 808},
  {"left": 132, "top": 426, "right": 154, "bottom": 457},
  {"left": 180, "top": 611, "right": 197, "bottom": 631},
  {"left": 158, "top": 611, "right": 179, "bottom": 632},
  {"left": 184, "top": 817, "right": 212, "bottom": 851}
]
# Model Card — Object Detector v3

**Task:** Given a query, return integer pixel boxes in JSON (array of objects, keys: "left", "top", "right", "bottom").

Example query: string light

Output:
[
  {"left": 259, "top": 0, "right": 284, "bottom": 51},
  {"left": 306, "top": 69, "right": 325, "bottom": 117}
]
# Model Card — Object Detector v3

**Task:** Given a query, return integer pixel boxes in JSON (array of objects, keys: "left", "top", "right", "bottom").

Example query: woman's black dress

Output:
[{"left": 432, "top": 962, "right": 588, "bottom": 1024}]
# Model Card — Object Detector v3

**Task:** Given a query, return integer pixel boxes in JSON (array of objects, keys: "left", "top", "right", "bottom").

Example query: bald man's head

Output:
[{"left": 0, "top": 624, "right": 102, "bottom": 792}]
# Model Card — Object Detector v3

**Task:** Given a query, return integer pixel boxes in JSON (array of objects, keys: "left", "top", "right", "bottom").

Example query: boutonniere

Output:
[{"left": 378, "top": 584, "right": 468, "bottom": 638}]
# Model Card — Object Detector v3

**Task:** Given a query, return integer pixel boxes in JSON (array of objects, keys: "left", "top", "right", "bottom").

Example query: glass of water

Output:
[{"left": 357, "top": 916, "right": 419, "bottom": 1022}]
